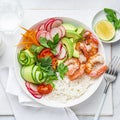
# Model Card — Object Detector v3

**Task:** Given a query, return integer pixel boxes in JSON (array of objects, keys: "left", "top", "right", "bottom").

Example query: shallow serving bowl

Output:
[{"left": 14, "top": 17, "right": 106, "bottom": 108}]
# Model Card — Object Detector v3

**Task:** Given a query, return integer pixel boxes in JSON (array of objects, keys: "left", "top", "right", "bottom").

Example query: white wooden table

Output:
[{"left": 0, "top": 0, "right": 120, "bottom": 120}]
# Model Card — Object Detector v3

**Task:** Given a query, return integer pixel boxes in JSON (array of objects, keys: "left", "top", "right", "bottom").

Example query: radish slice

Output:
[
  {"left": 58, "top": 26, "right": 65, "bottom": 37},
  {"left": 25, "top": 82, "right": 42, "bottom": 99},
  {"left": 51, "top": 19, "right": 63, "bottom": 28},
  {"left": 46, "top": 32, "right": 52, "bottom": 40},
  {"left": 50, "top": 27, "right": 62, "bottom": 39},
  {"left": 36, "top": 30, "right": 47, "bottom": 40},
  {"left": 55, "top": 41, "right": 63, "bottom": 56},
  {"left": 57, "top": 46, "right": 66, "bottom": 59},
  {"left": 39, "top": 24, "right": 45, "bottom": 31},
  {"left": 44, "top": 18, "right": 56, "bottom": 31}
]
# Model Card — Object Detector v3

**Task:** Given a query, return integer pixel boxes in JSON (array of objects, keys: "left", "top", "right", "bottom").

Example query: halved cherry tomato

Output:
[
  {"left": 37, "top": 84, "right": 53, "bottom": 95},
  {"left": 38, "top": 48, "right": 57, "bottom": 69},
  {"left": 38, "top": 48, "right": 54, "bottom": 59}
]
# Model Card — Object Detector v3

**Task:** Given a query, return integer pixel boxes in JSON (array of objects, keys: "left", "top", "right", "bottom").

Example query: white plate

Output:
[
  {"left": 92, "top": 9, "right": 120, "bottom": 43},
  {"left": 14, "top": 17, "right": 106, "bottom": 108}
]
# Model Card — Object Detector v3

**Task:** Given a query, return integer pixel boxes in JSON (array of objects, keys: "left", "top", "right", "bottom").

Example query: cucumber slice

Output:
[
  {"left": 21, "top": 65, "right": 37, "bottom": 84},
  {"left": 35, "top": 71, "right": 44, "bottom": 83},
  {"left": 32, "top": 65, "right": 39, "bottom": 83},
  {"left": 18, "top": 49, "right": 35, "bottom": 66}
]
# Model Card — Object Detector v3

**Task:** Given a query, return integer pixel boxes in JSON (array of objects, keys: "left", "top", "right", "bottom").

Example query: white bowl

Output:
[
  {"left": 92, "top": 9, "right": 120, "bottom": 43},
  {"left": 14, "top": 17, "right": 106, "bottom": 108}
]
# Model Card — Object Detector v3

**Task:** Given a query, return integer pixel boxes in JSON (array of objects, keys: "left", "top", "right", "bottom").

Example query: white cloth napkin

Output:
[{"left": 0, "top": 67, "right": 78, "bottom": 120}]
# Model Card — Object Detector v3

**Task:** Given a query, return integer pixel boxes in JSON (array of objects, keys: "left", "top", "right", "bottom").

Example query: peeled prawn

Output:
[
  {"left": 69, "top": 64, "right": 85, "bottom": 80},
  {"left": 64, "top": 58, "right": 80, "bottom": 76},
  {"left": 85, "top": 54, "right": 107, "bottom": 78}
]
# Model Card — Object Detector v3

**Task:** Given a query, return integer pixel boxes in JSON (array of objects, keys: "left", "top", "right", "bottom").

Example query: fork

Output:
[{"left": 94, "top": 56, "right": 120, "bottom": 120}]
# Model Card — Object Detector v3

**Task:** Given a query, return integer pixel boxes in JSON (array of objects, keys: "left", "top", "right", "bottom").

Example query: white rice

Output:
[{"left": 44, "top": 74, "right": 95, "bottom": 103}]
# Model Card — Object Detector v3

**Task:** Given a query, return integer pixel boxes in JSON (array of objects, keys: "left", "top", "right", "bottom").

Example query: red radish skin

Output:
[
  {"left": 36, "top": 30, "right": 47, "bottom": 40},
  {"left": 44, "top": 18, "right": 56, "bottom": 31},
  {"left": 25, "top": 82, "right": 42, "bottom": 99},
  {"left": 57, "top": 46, "right": 67, "bottom": 60},
  {"left": 50, "top": 27, "right": 62, "bottom": 39},
  {"left": 58, "top": 26, "right": 65, "bottom": 37},
  {"left": 51, "top": 19, "right": 63, "bottom": 28},
  {"left": 39, "top": 24, "right": 45, "bottom": 31},
  {"left": 55, "top": 41, "right": 63, "bottom": 56},
  {"left": 46, "top": 32, "right": 52, "bottom": 40}
]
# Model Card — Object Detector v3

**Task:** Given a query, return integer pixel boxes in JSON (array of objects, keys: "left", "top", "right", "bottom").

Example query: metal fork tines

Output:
[
  {"left": 94, "top": 56, "right": 120, "bottom": 120},
  {"left": 104, "top": 56, "right": 120, "bottom": 93}
]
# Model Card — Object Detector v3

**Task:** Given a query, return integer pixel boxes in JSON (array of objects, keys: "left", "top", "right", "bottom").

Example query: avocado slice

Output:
[
  {"left": 65, "top": 30, "right": 82, "bottom": 42},
  {"left": 76, "top": 26, "right": 84, "bottom": 34},
  {"left": 73, "top": 43, "right": 79, "bottom": 58},
  {"left": 62, "top": 23, "right": 76, "bottom": 31},
  {"left": 62, "top": 38, "right": 73, "bottom": 58}
]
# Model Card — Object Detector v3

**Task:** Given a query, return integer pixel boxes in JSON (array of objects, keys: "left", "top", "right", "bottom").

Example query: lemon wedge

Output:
[{"left": 94, "top": 20, "right": 115, "bottom": 41}]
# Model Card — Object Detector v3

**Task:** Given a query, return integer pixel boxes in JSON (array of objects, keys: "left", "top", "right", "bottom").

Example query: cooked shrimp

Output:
[
  {"left": 85, "top": 31, "right": 99, "bottom": 56},
  {"left": 76, "top": 42, "right": 89, "bottom": 59},
  {"left": 64, "top": 58, "right": 80, "bottom": 76},
  {"left": 89, "top": 65, "right": 108, "bottom": 78},
  {"left": 85, "top": 54, "right": 107, "bottom": 78},
  {"left": 86, "top": 38, "right": 98, "bottom": 56},
  {"left": 69, "top": 64, "right": 85, "bottom": 80}
]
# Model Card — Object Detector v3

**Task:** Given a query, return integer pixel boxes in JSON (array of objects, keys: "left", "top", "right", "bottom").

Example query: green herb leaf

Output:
[
  {"left": 39, "top": 37, "right": 49, "bottom": 48},
  {"left": 53, "top": 33, "right": 59, "bottom": 44},
  {"left": 39, "top": 57, "right": 52, "bottom": 67},
  {"left": 57, "top": 63, "right": 68, "bottom": 79},
  {"left": 104, "top": 8, "right": 120, "bottom": 30}
]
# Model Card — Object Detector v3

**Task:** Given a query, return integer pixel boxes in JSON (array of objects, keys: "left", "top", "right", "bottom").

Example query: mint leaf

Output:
[
  {"left": 104, "top": 8, "right": 120, "bottom": 30},
  {"left": 57, "top": 63, "right": 68, "bottom": 79},
  {"left": 39, "top": 37, "right": 49, "bottom": 48}
]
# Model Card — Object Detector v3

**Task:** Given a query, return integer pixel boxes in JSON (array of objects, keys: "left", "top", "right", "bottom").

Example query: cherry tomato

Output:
[
  {"left": 37, "top": 48, "right": 54, "bottom": 59},
  {"left": 37, "top": 84, "right": 53, "bottom": 95},
  {"left": 37, "top": 48, "right": 57, "bottom": 69}
]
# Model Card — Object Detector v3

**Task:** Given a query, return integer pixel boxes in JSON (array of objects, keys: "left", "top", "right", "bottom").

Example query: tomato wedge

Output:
[{"left": 37, "top": 84, "right": 53, "bottom": 95}]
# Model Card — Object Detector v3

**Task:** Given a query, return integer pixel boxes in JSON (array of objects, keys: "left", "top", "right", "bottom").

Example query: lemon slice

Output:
[{"left": 94, "top": 20, "right": 115, "bottom": 41}]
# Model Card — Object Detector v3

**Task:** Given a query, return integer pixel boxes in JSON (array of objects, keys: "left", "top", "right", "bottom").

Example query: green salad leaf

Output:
[
  {"left": 39, "top": 37, "right": 49, "bottom": 48},
  {"left": 57, "top": 63, "right": 68, "bottom": 79},
  {"left": 39, "top": 34, "right": 59, "bottom": 54}
]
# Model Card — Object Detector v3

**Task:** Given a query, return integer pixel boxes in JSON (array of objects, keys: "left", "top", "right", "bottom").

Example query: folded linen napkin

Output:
[{"left": 0, "top": 67, "right": 79, "bottom": 120}]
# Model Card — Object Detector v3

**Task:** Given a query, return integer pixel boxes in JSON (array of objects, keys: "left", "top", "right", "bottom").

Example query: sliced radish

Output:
[
  {"left": 39, "top": 24, "right": 45, "bottom": 31},
  {"left": 58, "top": 26, "right": 65, "bottom": 37},
  {"left": 57, "top": 46, "right": 66, "bottom": 59},
  {"left": 50, "top": 27, "right": 62, "bottom": 39},
  {"left": 51, "top": 19, "right": 63, "bottom": 28},
  {"left": 55, "top": 41, "right": 63, "bottom": 56},
  {"left": 25, "top": 82, "right": 42, "bottom": 99},
  {"left": 46, "top": 32, "right": 52, "bottom": 40},
  {"left": 44, "top": 18, "right": 56, "bottom": 31},
  {"left": 36, "top": 30, "right": 47, "bottom": 40}
]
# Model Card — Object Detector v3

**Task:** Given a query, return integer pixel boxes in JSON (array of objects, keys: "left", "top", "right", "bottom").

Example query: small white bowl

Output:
[{"left": 92, "top": 9, "right": 120, "bottom": 43}]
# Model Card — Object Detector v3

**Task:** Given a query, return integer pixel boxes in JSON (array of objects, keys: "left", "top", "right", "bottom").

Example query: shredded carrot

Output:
[{"left": 17, "top": 27, "right": 40, "bottom": 49}]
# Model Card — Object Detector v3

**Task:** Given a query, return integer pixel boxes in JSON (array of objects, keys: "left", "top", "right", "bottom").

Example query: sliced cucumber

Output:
[
  {"left": 21, "top": 65, "right": 37, "bottom": 84},
  {"left": 18, "top": 49, "right": 35, "bottom": 66}
]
